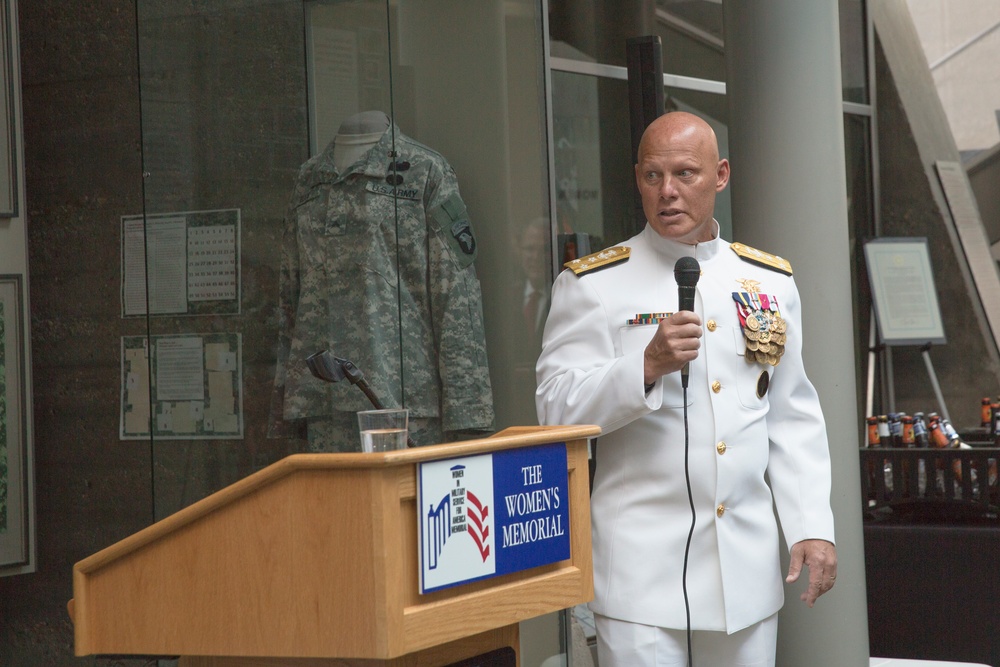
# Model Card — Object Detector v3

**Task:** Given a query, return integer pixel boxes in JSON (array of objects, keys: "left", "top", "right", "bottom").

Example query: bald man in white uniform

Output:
[{"left": 535, "top": 112, "right": 837, "bottom": 666}]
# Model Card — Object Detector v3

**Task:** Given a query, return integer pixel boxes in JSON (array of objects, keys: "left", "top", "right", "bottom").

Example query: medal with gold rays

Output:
[{"left": 733, "top": 279, "right": 787, "bottom": 366}]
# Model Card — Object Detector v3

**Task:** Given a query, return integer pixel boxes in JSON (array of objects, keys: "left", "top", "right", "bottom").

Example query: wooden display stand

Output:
[{"left": 69, "top": 425, "right": 598, "bottom": 666}]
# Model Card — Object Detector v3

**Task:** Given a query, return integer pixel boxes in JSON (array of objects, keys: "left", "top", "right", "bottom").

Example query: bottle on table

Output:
[
  {"left": 913, "top": 413, "right": 930, "bottom": 448},
  {"left": 866, "top": 416, "right": 880, "bottom": 447},
  {"left": 901, "top": 415, "right": 916, "bottom": 448}
]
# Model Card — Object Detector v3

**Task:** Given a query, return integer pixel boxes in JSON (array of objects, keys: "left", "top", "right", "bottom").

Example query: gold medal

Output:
[
  {"left": 755, "top": 350, "right": 768, "bottom": 364},
  {"left": 746, "top": 338, "right": 759, "bottom": 351},
  {"left": 746, "top": 315, "right": 760, "bottom": 331},
  {"left": 767, "top": 354, "right": 779, "bottom": 366},
  {"left": 757, "top": 328, "right": 771, "bottom": 343},
  {"left": 745, "top": 328, "right": 760, "bottom": 342},
  {"left": 759, "top": 342, "right": 771, "bottom": 354}
]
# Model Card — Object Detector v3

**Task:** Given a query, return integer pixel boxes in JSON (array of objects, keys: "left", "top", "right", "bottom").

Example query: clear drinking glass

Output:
[{"left": 357, "top": 409, "right": 409, "bottom": 452}]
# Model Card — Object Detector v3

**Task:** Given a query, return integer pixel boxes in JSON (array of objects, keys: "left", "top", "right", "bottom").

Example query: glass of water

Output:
[{"left": 357, "top": 408, "right": 409, "bottom": 452}]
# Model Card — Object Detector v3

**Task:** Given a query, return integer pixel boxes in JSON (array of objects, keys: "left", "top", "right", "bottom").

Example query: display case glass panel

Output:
[{"left": 134, "top": 0, "right": 563, "bottom": 663}]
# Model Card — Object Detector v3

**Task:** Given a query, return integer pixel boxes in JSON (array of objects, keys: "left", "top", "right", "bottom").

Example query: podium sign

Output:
[{"left": 417, "top": 442, "right": 571, "bottom": 594}]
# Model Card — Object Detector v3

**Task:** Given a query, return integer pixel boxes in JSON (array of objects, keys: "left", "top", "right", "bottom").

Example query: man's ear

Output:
[{"left": 716, "top": 159, "right": 731, "bottom": 191}]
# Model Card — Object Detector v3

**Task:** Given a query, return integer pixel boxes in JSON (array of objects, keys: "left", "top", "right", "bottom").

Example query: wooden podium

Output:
[{"left": 69, "top": 425, "right": 598, "bottom": 666}]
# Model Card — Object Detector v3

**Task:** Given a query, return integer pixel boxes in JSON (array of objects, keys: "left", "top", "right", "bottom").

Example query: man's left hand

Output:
[{"left": 786, "top": 539, "right": 837, "bottom": 608}]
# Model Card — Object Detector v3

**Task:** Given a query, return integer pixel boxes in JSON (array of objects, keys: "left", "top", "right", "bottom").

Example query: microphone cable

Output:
[
  {"left": 673, "top": 256, "right": 700, "bottom": 666},
  {"left": 681, "top": 382, "right": 696, "bottom": 667}
]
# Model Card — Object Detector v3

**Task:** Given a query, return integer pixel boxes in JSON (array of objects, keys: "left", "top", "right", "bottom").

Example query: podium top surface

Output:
[{"left": 290, "top": 424, "right": 600, "bottom": 467}]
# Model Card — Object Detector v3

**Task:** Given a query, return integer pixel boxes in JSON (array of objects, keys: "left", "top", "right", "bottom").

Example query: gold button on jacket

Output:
[
  {"left": 711, "top": 380, "right": 722, "bottom": 393},
  {"left": 716, "top": 441, "right": 727, "bottom": 454},
  {"left": 716, "top": 504, "right": 726, "bottom": 518}
]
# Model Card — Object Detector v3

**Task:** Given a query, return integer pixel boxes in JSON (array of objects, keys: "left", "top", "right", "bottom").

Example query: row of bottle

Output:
[{"left": 865, "top": 412, "right": 967, "bottom": 449}]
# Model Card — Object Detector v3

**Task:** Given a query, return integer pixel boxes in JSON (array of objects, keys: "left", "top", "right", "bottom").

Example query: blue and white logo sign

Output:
[{"left": 417, "top": 443, "right": 570, "bottom": 594}]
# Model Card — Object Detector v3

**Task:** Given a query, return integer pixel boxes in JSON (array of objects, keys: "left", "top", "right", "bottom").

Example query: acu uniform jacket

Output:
[{"left": 270, "top": 125, "right": 494, "bottom": 446}]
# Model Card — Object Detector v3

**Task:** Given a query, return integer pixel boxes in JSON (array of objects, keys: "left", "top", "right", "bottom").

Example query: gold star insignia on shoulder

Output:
[
  {"left": 730, "top": 242, "right": 792, "bottom": 276},
  {"left": 564, "top": 246, "right": 631, "bottom": 276},
  {"left": 737, "top": 278, "right": 761, "bottom": 294}
]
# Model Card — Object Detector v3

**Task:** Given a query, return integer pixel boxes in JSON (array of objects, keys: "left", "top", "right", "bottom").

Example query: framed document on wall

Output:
[{"left": 863, "top": 237, "right": 946, "bottom": 346}]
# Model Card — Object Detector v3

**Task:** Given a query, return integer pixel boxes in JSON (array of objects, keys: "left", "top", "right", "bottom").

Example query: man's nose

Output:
[{"left": 659, "top": 175, "right": 678, "bottom": 198}]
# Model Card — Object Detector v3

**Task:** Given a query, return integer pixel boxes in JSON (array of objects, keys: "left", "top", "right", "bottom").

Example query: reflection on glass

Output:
[
  {"left": 552, "top": 66, "right": 604, "bottom": 246},
  {"left": 305, "top": 1, "right": 396, "bottom": 156}
]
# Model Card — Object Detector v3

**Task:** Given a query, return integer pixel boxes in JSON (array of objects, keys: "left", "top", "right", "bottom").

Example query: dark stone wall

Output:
[{"left": 0, "top": 3, "right": 149, "bottom": 665}]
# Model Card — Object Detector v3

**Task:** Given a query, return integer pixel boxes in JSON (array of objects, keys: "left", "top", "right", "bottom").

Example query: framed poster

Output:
[
  {"left": 120, "top": 333, "right": 244, "bottom": 440},
  {"left": 120, "top": 209, "right": 241, "bottom": 317},
  {"left": 1, "top": 274, "right": 29, "bottom": 568},
  {"left": 863, "top": 238, "right": 946, "bottom": 346}
]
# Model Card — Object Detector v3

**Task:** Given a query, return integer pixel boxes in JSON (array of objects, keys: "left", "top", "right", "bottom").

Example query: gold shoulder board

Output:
[
  {"left": 563, "top": 246, "right": 631, "bottom": 276},
  {"left": 730, "top": 242, "right": 792, "bottom": 276}
]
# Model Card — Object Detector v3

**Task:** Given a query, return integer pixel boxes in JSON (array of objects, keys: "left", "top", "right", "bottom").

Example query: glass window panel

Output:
[
  {"left": 550, "top": 1, "right": 725, "bottom": 80},
  {"left": 656, "top": 0, "right": 724, "bottom": 43},
  {"left": 390, "top": 0, "right": 552, "bottom": 434},
  {"left": 136, "top": 0, "right": 564, "bottom": 662},
  {"left": 840, "top": 0, "right": 869, "bottom": 104},
  {"left": 134, "top": 0, "right": 551, "bottom": 509},
  {"left": 135, "top": 0, "right": 316, "bottom": 517},
  {"left": 844, "top": 113, "right": 875, "bottom": 419}
]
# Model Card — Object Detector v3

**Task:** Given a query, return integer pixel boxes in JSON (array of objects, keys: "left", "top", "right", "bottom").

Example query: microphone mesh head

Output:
[{"left": 674, "top": 256, "right": 701, "bottom": 287}]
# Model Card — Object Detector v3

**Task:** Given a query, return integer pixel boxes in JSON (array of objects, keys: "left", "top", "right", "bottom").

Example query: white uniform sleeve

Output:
[
  {"left": 535, "top": 270, "right": 659, "bottom": 434},
  {"left": 763, "top": 276, "right": 836, "bottom": 548}
]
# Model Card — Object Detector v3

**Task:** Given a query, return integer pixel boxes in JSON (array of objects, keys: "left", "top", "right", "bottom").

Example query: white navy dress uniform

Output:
[{"left": 535, "top": 221, "right": 835, "bottom": 633}]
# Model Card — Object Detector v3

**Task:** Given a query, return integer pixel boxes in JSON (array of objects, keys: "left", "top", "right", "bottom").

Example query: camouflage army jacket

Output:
[{"left": 269, "top": 125, "right": 494, "bottom": 436}]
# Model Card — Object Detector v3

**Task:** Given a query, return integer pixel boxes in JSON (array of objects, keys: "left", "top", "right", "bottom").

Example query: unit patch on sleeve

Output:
[
  {"left": 563, "top": 246, "right": 630, "bottom": 276},
  {"left": 430, "top": 193, "right": 478, "bottom": 268},
  {"left": 730, "top": 242, "right": 793, "bottom": 276}
]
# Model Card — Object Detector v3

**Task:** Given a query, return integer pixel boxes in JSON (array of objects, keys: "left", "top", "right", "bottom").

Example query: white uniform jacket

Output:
[{"left": 535, "top": 224, "right": 835, "bottom": 633}]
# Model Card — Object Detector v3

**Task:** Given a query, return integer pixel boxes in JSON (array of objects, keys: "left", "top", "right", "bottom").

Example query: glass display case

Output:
[
  {"left": 130, "top": 1, "right": 562, "bottom": 662},
  {"left": 132, "top": 0, "right": 549, "bottom": 514}
]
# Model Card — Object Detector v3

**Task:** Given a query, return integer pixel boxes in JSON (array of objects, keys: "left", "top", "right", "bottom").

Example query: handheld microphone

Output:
[{"left": 674, "top": 256, "right": 701, "bottom": 389}]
